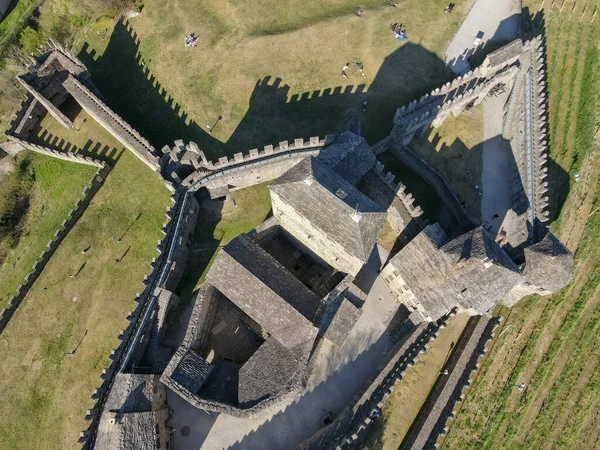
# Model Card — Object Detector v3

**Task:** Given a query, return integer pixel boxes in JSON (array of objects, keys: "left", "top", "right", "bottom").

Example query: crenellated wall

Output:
[
  {"left": 403, "top": 315, "right": 501, "bottom": 450},
  {"left": 6, "top": 136, "right": 105, "bottom": 167},
  {"left": 0, "top": 161, "right": 111, "bottom": 335},
  {"left": 294, "top": 316, "right": 448, "bottom": 450},
  {"left": 78, "top": 191, "right": 189, "bottom": 447},
  {"left": 171, "top": 136, "right": 334, "bottom": 195}
]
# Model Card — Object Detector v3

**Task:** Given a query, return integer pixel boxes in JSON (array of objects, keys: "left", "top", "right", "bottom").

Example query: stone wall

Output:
[
  {"left": 402, "top": 315, "right": 501, "bottom": 450},
  {"left": 295, "top": 316, "right": 449, "bottom": 450},
  {"left": 62, "top": 75, "right": 160, "bottom": 172},
  {"left": 5, "top": 95, "right": 47, "bottom": 140},
  {"left": 180, "top": 135, "right": 334, "bottom": 194},
  {"left": 80, "top": 191, "right": 185, "bottom": 447},
  {"left": 5, "top": 136, "right": 105, "bottom": 167},
  {"left": 0, "top": 161, "right": 111, "bottom": 335},
  {"left": 387, "top": 143, "right": 475, "bottom": 229}
]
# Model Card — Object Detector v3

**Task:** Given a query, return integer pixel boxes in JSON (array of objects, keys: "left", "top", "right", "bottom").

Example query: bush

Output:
[
  {"left": 18, "top": 25, "right": 47, "bottom": 56},
  {"left": 0, "top": 156, "right": 34, "bottom": 250}
]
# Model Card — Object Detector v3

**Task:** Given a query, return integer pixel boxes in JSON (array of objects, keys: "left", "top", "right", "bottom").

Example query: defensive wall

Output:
[
  {"left": 0, "top": 159, "right": 110, "bottom": 335},
  {"left": 400, "top": 315, "right": 501, "bottom": 450},
  {"left": 175, "top": 136, "right": 334, "bottom": 195},
  {"left": 294, "top": 315, "right": 449, "bottom": 450},
  {"left": 78, "top": 190, "right": 197, "bottom": 448}
]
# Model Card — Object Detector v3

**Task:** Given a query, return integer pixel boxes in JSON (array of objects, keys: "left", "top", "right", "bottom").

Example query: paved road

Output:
[
  {"left": 445, "top": 0, "right": 520, "bottom": 74},
  {"left": 170, "top": 246, "right": 401, "bottom": 450}
]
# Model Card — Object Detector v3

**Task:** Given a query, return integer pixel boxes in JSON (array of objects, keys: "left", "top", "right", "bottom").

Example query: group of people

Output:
[
  {"left": 184, "top": 33, "right": 199, "bottom": 47},
  {"left": 341, "top": 61, "right": 367, "bottom": 80},
  {"left": 390, "top": 22, "right": 407, "bottom": 41}
]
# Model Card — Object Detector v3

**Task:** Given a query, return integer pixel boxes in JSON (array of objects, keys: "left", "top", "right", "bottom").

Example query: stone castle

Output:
[{"left": 1, "top": 34, "right": 573, "bottom": 449}]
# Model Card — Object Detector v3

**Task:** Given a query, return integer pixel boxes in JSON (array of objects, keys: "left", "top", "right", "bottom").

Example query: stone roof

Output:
[
  {"left": 482, "top": 39, "right": 523, "bottom": 73},
  {"left": 322, "top": 297, "right": 363, "bottom": 347},
  {"left": 387, "top": 225, "right": 522, "bottom": 319},
  {"left": 441, "top": 227, "right": 523, "bottom": 314},
  {"left": 317, "top": 131, "right": 376, "bottom": 185},
  {"left": 524, "top": 231, "right": 574, "bottom": 292},
  {"left": 238, "top": 337, "right": 312, "bottom": 408},
  {"left": 205, "top": 234, "right": 320, "bottom": 348},
  {"left": 269, "top": 157, "right": 386, "bottom": 262},
  {"left": 95, "top": 374, "right": 157, "bottom": 450},
  {"left": 171, "top": 350, "right": 214, "bottom": 394}
]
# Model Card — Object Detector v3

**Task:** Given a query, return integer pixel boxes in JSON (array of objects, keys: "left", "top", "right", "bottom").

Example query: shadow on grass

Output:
[{"left": 76, "top": 20, "right": 458, "bottom": 159}]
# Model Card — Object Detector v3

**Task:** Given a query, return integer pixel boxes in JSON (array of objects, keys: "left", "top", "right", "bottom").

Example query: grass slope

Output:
[
  {"left": 0, "top": 150, "right": 171, "bottom": 449},
  {"left": 440, "top": 1, "right": 600, "bottom": 449},
  {"left": 70, "top": 0, "right": 472, "bottom": 160},
  {"left": 0, "top": 152, "right": 96, "bottom": 309}
]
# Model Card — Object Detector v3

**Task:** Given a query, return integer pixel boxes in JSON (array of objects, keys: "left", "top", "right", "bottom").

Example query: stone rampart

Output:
[
  {"left": 294, "top": 316, "right": 449, "bottom": 450},
  {"left": 528, "top": 37, "right": 551, "bottom": 228},
  {"left": 5, "top": 94, "right": 47, "bottom": 140},
  {"left": 62, "top": 74, "right": 160, "bottom": 172},
  {"left": 80, "top": 191, "right": 192, "bottom": 447},
  {"left": 388, "top": 144, "right": 475, "bottom": 228},
  {"left": 404, "top": 315, "right": 501, "bottom": 450},
  {"left": 0, "top": 162, "right": 111, "bottom": 335},
  {"left": 372, "top": 160, "right": 424, "bottom": 219},
  {"left": 6, "top": 136, "right": 105, "bottom": 167},
  {"left": 181, "top": 135, "right": 333, "bottom": 193}
]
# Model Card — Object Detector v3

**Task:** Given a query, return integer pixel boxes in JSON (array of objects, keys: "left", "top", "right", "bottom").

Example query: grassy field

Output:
[
  {"left": 361, "top": 313, "right": 470, "bottom": 449},
  {"left": 440, "top": 1, "right": 600, "bottom": 449},
  {"left": 175, "top": 184, "right": 273, "bottom": 308},
  {"left": 0, "top": 152, "right": 96, "bottom": 309},
  {"left": 69, "top": 0, "right": 473, "bottom": 161},
  {"left": 410, "top": 105, "right": 484, "bottom": 219},
  {"left": 0, "top": 148, "right": 171, "bottom": 449}
]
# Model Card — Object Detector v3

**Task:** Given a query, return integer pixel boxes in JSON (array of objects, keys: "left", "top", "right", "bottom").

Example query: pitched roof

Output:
[
  {"left": 205, "top": 234, "right": 320, "bottom": 348},
  {"left": 524, "top": 231, "right": 574, "bottom": 292},
  {"left": 441, "top": 227, "right": 523, "bottom": 313},
  {"left": 387, "top": 225, "right": 522, "bottom": 319},
  {"left": 269, "top": 157, "right": 386, "bottom": 262},
  {"left": 171, "top": 350, "right": 214, "bottom": 394},
  {"left": 317, "top": 131, "right": 376, "bottom": 185},
  {"left": 95, "top": 374, "right": 157, "bottom": 450},
  {"left": 238, "top": 337, "right": 311, "bottom": 408}
]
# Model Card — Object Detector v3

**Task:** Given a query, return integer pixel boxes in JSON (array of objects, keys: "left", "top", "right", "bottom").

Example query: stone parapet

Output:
[
  {"left": 5, "top": 135, "right": 105, "bottom": 167},
  {"left": 62, "top": 75, "right": 160, "bottom": 172},
  {"left": 295, "top": 315, "right": 450, "bottom": 450},
  {"left": 0, "top": 162, "right": 111, "bottom": 335}
]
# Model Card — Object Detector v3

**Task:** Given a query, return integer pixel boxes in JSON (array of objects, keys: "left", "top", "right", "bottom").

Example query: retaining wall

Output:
[
  {"left": 387, "top": 143, "right": 475, "bottom": 229},
  {"left": 295, "top": 316, "right": 450, "bottom": 450},
  {"left": 0, "top": 161, "right": 111, "bottom": 335}
]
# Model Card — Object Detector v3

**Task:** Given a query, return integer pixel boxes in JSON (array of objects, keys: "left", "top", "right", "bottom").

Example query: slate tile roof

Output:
[
  {"left": 171, "top": 350, "right": 214, "bottom": 394},
  {"left": 524, "top": 231, "right": 574, "bottom": 292},
  {"left": 317, "top": 131, "right": 376, "bottom": 185},
  {"left": 269, "top": 157, "right": 386, "bottom": 262},
  {"left": 205, "top": 234, "right": 320, "bottom": 348}
]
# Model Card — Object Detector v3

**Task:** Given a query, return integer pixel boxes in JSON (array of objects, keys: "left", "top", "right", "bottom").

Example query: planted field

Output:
[
  {"left": 0, "top": 152, "right": 96, "bottom": 309},
  {"left": 440, "top": 1, "right": 600, "bottom": 449}
]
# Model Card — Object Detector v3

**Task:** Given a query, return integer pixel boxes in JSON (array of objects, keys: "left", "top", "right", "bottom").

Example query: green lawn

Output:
[
  {"left": 0, "top": 152, "right": 96, "bottom": 309},
  {"left": 71, "top": 0, "right": 473, "bottom": 161},
  {"left": 0, "top": 149, "right": 171, "bottom": 449},
  {"left": 409, "top": 105, "right": 484, "bottom": 220},
  {"left": 175, "top": 183, "right": 273, "bottom": 308},
  {"left": 441, "top": 1, "right": 600, "bottom": 449}
]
